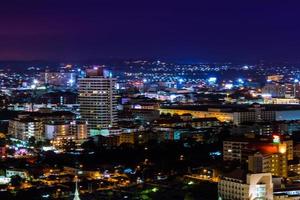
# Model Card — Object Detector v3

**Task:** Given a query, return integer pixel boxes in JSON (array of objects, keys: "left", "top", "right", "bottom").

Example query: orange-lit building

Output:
[
  {"left": 248, "top": 152, "right": 287, "bottom": 177},
  {"left": 45, "top": 121, "right": 87, "bottom": 149},
  {"left": 223, "top": 135, "right": 293, "bottom": 163},
  {"left": 160, "top": 104, "right": 300, "bottom": 125}
]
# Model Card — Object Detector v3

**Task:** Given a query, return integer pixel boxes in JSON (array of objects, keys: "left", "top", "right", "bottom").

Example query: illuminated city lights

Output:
[{"left": 0, "top": 1, "right": 299, "bottom": 199}]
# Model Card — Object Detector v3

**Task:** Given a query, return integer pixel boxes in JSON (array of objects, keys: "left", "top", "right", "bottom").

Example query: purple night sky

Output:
[{"left": 1, "top": 0, "right": 300, "bottom": 62}]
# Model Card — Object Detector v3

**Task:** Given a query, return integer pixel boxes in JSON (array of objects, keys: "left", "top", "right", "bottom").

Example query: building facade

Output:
[
  {"left": 8, "top": 116, "right": 44, "bottom": 141},
  {"left": 223, "top": 138, "right": 293, "bottom": 162},
  {"left": 160, "top": 105, "right": 300, "bottom": 125},
  {"left": 248, "top": 152, "right": 288, "bottom": 178},
  {"left": 45, "top": 121, "right": 87, "bottom": 148},
  {"left": 218, "top": 173, "right": 273, "bottom": 200},
  {"left": 78, "top": 68, "right": 117, "bottom": 135}
]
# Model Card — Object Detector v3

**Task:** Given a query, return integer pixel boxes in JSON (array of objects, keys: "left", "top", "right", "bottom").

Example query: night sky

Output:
[{"left": 1, "top": 0, "right": 300, "bottom": 62}]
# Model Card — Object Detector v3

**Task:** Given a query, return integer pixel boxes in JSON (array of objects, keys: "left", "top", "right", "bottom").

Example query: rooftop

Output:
[{"left": 161, "top": 104, "right": 300, "bottom": 112}]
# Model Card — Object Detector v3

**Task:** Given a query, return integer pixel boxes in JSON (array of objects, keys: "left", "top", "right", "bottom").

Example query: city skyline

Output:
[{"left": 2, "top": 1, "right": 300, "bottom": 200}]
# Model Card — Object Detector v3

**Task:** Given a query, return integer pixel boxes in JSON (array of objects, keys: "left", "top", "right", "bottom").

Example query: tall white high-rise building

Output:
[{"left": 78, "top": 68, "right": 117, "bottom": 135}]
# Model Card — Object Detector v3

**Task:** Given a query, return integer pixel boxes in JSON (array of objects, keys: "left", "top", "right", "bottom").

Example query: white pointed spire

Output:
[{"left": 73, "top": 176, "right": 81, "bottom": 200}]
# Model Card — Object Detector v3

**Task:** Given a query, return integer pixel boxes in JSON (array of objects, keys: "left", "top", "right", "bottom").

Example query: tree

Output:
[
  {"left": 0, "top": 138, "right": 6, "bottom": 147},
  {"left": 184, "top": 193, "right": 195, "bottom": 200},
  {"left": 10, "top": 175, "right": 23, "bottom": 187},
  {"left": 28, "top": 136, "right": 36, "bottom": 147},
  {"left": 81, "top": 138, "right": 96, "bottom": 151}
]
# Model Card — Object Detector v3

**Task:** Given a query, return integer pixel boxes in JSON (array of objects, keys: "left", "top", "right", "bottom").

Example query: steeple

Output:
[{"left": 73, "top": 177, "right": 81, "bottom": 200}]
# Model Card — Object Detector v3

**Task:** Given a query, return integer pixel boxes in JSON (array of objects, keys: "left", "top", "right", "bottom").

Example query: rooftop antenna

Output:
[{"left": 73, "top": 176, "right": 81, "bottom": 200}]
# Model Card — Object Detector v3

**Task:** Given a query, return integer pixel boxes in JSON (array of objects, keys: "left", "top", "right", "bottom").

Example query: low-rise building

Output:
[
  {"left": 8, "top": 116, "right": 44, "bottom": 141},
  {"left": 248, "top": 152, "right": 287, "bottom": 178},
  {"left": 8, "top": 111, "right": 76, "bottom": 142},
  {"left": 45, "top": 120, "right": 87, "bottom": 148},
  {"left": 218, "top": 171, "right": 273, "bottom": 200},
  {"left": 160, "top": 104, "right": 300, "bottom": 125},
  {"left": 223, "top": 136, "right": 293, "bottom": 162},
  {"left": 6, "top": 169, "right": 28, "bottom": 179}
]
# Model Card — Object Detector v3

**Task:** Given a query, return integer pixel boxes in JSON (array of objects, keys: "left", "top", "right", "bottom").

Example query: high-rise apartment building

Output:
[{"left": 78, "top": 68, "right": 117, "bottom": 135}]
